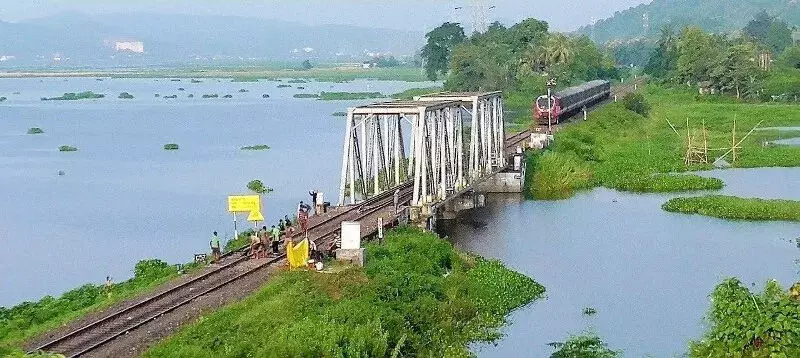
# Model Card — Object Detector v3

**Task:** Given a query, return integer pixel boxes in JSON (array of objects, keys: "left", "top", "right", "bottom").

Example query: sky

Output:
[{"left": 0, "top": 0, "right": 650, "bottom": 32}]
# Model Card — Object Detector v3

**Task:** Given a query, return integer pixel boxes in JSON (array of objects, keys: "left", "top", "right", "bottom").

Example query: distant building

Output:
[{"left": 115, "top": 41, "right": 144, "bottom": 53}]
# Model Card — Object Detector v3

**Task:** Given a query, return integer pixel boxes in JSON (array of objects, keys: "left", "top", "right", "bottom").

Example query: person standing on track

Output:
[
  {"left": 270, "top": 225, "right": 281, "bottom": 255},
  {"left": 309, "top": 190, "right": 319, "bottom": 214},
  {"left": 393, "top": 189, "right": 400, "bottom": 214},
  {"left": 210, "top": 231, "right": 222, "bottom": 263},
  {"left": 298, "top": 201, "right": 311, "bottom": 236}
]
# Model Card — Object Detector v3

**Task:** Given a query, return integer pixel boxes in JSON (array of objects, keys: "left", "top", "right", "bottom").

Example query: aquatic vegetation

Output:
[
  {"left": 58, "top": 146, "right": 77, "bottom": 152},
  {"left": 201, "top": 94, "right": 219, "bottom": 99},
  {"left": 41, "top": 91, "right": 104, "bottom": 101},
  {"left": 118, "top": 92, "right": 135, "bottom": 99},
  {"left": 277, "top": 84, "right": 292, "bottom": 88},
  {"left": 582, "top": 307, "right": 597, "bottom": 316},
  {"left": 154, "top": 94, "right": 160, "bottom": 97},
  {"left": 689, "top": 278, "right": 800, "bottom": 357},
  {"left": 163, "top": 95, "right": 178, "bottom": 99},
  {"left": 319, "top": 91, "right": 385, "bottom": 100},
  {"left": 27, "top": 128, "right": 44, "bottom": 135},
  {"left": 178, "top": 88, "right": 185, "bottom": 91},
  {"left": 241, "top": 144, "right": 270, "bottom": 151},
  {"left": 163, "top": 143, "right": 180, "bottom": 150},
  {"left": 331, "top": 111, "right": 347, "bottom": 117},
  {"left": 526, "top": 151, "right": 594, "bottom": 200},
  {"left": 262, "top": 94, "right": 270, "bottom": 98},
  {"left": 190, "top": 79, "right": 202, "bottom": 83},
  {"left": 292, "top": 93, "right": 319, "bottom": 98},
  {"left": 0, "top": 260, "right": 179, "bottom": 354},
  {"left": 287, "top": 79, "right": 307, "bottom": 83},
  {"left": 145, "top": 227, "right": 544, "bottom": 357},
  {"left": 222, "top": 94, "right": 233, "bottom": 98},
  {"left": 0, "top": 97, "right": 6, "bottom": 102},
  {"left": 246, "top": 180, "right": 272, "bottom": 194},
  {"left": 548, "top": 333, "right": 620, "bottom": 357},
  {"left": 238, "top": 89, "right": 249, "bottom": 93},
  {"left": 188, "top": 94, "right": 194, "bottom": 98},
  {"left": 662, "top": 195, "right": 800, "bottom": 222},
  {"left": 231, "top": 78, "right": 259, "bottom": 83}
]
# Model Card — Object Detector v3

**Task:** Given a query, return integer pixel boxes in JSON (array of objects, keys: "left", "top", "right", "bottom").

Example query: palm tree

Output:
[{"left": 545, "top": 34, "right": 574, "bottom": 65}]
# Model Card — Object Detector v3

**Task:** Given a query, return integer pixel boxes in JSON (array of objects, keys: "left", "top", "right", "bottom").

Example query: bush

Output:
[
  {"left": 247, "top": 180, "right": 272, "bottom": 194},
  {"left": 622, "top": 92, "right": 650, "bottom": 117},
  {"left": 163, "top": 143, "right": 179, "bottom": 150}
]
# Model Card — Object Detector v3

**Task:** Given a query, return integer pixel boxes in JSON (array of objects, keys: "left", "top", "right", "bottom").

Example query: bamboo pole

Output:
[{"left": 717, "top": 119, "right": 765, "bottom": 162}]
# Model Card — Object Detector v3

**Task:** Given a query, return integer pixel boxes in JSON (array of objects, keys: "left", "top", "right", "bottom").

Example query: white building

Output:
[{"left": 115, "top": 41, "right": 145, "bottom": 53}]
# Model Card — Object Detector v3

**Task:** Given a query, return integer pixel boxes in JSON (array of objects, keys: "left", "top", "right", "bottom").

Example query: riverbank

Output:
[
  {"left": 526, "top": 86, "right": 800, "bottom": 200},
  {"left": 0, "top": 66, "right": 428, "bottom": 82},
  {"left": 145, "top": 227, "right": 544, "bottom": 357}
]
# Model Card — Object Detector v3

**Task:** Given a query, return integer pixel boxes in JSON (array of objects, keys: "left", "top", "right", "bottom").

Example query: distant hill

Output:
[
  {"left": 579, "top": 0, "right": 800, "bottom": 43},
  {"left": 0, "top": 12, "right": 423, "bottom": 68}
]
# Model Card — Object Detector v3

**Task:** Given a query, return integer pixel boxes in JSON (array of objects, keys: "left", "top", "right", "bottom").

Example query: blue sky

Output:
[{"left": 0, "top": 0, "right": 650, "bottom": 31}]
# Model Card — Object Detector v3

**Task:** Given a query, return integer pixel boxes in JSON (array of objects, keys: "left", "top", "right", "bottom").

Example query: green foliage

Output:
[
  {"left": 763, "top": 68, "right": 800, "bottom": 99},
  {"left": 523, "top": 86, "right": 800, "bottom": 200},
  {"left": 27, "top": 128, "right": 44, "bottom": 135},
  {"left": 292, "top": 93, "right": 319, "bottom": 98},
  {"left": 318, "top": 92, "right": 385, "bottom": 100},
  {"left": 549, "top": 333, "right": 621, "bottom": 358},
  {"left": 421, "top": 22, "right": 466, "bottom": 81},
  {"left": 223, "top": 229, "right": 255, "bottom": 253},
  {"left": 663, "top": 195, "right": 800, "bottom": 222},
  {"left": 58, "top": 145, "right": 77, "bottom": 152},
  {"left": 689, "top": 278, "right": 800, "bottom": 357},
  {"left": 0, "top": 260, "right": 178, "bottom": 353},
  {"left": 41, "top": 91, "right": 104, "bottom": 101},
  {"left": 246, "top": 179, "right": 272, "bottom": 194},
  {"left": 622, "top": 92, "right": 651, "bottom": 117},
  {"left": 118, "top": 92, "right": 134, "bottom": 99},
  {"left": 776, "top": 46, "right": 800, "bottom": 70},
  {"left": 163, "top": 143, "right": 179, "bottom": 150},
  {"left": 240, "top": 144, "right": 270, "bottom": 151},
  {"left": 145, "top": 227, "right": 544, "bottom": 358}
]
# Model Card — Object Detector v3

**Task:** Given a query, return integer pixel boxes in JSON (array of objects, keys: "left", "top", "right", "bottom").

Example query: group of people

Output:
[{"left": 208, "top": 191, "right": 338, "bottom": 265}]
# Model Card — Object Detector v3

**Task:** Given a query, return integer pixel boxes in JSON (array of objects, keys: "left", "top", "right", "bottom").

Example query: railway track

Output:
[{"left": 31, "top": 183, "right": 414, "bottom": 357}]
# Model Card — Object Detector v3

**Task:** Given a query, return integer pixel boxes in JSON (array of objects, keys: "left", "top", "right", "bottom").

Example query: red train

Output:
[{"left": 533, "top": 80, "right": 611, "bottom": 125}]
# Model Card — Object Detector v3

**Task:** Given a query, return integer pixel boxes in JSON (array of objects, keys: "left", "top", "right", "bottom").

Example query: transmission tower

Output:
[
  {"left": 455, "top": 0, "right": 494, "bottom": 34},
  {"left": 642, "top": 12, "right": 650, "bottom": 37}
]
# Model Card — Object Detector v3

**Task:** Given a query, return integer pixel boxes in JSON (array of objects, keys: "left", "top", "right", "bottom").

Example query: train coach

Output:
[{"left": 533, "top": 79, "right": 611, "bottom": 125}]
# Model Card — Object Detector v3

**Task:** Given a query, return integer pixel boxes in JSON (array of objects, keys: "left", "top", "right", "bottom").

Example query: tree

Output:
[
  {"left": 776, "top": 45, "right": 800, "bottom": 69},
  {"left": 421, "top": 22, "right": 466, "bottom": 80},
  {"left": 507, "top": 18, "right": 549, "bottom": 55},
  {"left": 301, "top": 60, "right": 313, "bottom": 70},
  {"left": 645, "top": 26, "right": 678, "bottom": 79},
  {"left": 445, "top": 44, "right": 509, "bottom": 91},
  {"left": 714, "top": 42, "right": 761, "bottom": 99},
  {"left": 765, "top": 20, "right": 792, "bottom": 54},
  {"left": 744, "top": 9, "right": 773, "bottom": 43},
  {"left": 676, "top": 26, "right": 720, "bottom": 85}
]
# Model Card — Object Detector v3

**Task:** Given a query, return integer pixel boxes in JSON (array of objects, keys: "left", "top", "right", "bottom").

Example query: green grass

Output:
[
  {"left": 292, "top": 93, "right": 319, "bottom": 99},
  {"left": 240, "top": 144, "right": 270, "bottom": 151},
  {"left": 27, "top": 128, "right": 44, "bottom": 135},
  {"left": 318, "top": 92, "right": 385, "bottom": 100},
  {"left": 58, "top": 146, "right": 77, "bottom": 152},
  {"left": 389, "top": 87, "right": 443, "bottom": 100},
  {"left": 662, "top": 195, "right": 800, "bottom": 222},
  {"left": 41, "top": 91, "right": 104, "bottom": 101},
  {"left": 145, "top": 227, "right": 544, "bottom": 358},
  {"left": 0, "top": 260, "right": 181, "bottom": 355},
  {"left": 163, "top": 143, "right": 179, "bottom": 150},
  {"left": 525, "top": 85, "right": 800, "bottom": 200}
]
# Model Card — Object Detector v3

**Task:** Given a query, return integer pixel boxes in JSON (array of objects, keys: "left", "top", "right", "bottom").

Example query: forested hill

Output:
[{"left": 579, "top": 0, "right": 800, "bottom": 43}]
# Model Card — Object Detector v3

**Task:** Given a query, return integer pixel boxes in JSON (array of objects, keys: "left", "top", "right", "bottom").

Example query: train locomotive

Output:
[{"left": 533, "top": 79, "right": 611, "bottom": 125}]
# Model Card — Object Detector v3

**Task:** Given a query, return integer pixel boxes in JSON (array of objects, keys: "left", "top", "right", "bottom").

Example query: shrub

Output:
[
  {"left": 27, "top": 128, "right": 44, "bottom": 135},
  {"left": 163, "top": 143, "right": 179, "bottom": 150},
  {"left": 622, "top": 92, "right": 650, "bottom": 117},
  {"left": 247, "top": 180, "right": 272, "bottom": 194},
  {"left": 58, "top": 146, "right": 78, "bottom": 152}
]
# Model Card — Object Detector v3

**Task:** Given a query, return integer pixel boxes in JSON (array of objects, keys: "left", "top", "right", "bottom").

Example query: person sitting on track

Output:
[{"left": 249, "top": 231, "right": 262, "bottom": 259}]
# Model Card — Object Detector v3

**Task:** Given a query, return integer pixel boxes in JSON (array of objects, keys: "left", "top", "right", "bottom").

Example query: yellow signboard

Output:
[
  {"left": 228, "top": 195, "right": 261, "bottom": 213},
  {"left": 247, "top": 210, "right": 264, "bottom": 222}
]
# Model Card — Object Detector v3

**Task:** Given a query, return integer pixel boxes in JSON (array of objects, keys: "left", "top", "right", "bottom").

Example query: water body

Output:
[
  {"left": 0, "top": 77, "right": 437, "bottom": 307},
  {"left": 441, "top": 168, "right": 800, "bottom": 357}
]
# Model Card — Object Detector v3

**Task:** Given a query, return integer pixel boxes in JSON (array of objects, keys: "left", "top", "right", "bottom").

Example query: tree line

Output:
[
  {"left": 645, "top": 9, "right": 800, "bottom": 100},
  {"left": 421, "top": 19, "right": 619, "bottom": 94}
]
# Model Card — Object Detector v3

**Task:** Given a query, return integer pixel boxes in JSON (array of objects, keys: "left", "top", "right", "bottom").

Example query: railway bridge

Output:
[{"left": 338, "top": 91, "right": 530, "bottom": 228}]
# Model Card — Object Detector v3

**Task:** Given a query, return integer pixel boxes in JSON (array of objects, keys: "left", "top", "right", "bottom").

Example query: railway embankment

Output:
[{"left": 524, "top": 85, "right": 800, "bottom": 202}]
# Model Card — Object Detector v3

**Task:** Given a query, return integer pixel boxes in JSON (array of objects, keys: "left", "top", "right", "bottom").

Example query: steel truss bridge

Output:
[{"left": 338, "top": 91, "right": 508, "bottom": 210}]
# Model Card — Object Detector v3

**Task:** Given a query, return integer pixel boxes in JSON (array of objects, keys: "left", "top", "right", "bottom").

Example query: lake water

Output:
[
  {"left": 0, "top": 77, "right": 437, "bottom": 307},
  {"left": 441, "top": 168, "right": 800, "bottom": 357}
]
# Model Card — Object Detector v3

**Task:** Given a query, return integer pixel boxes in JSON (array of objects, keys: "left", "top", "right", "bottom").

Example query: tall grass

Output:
[{"left": 145, "top": 227, "right": 544, "bottom": 358}]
